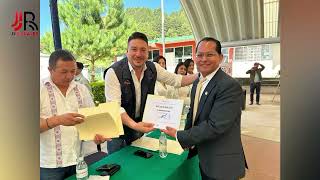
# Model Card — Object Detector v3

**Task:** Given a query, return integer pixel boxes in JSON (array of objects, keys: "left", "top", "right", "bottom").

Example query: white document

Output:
[
  {"left": 88, "top": 175, "right": 109, "bottom": 180},
  {"left": 143, "top": 95, "right": 184, "bottom": 129},
  {"left": 75, "top": 101, "right": 124, "bottom": 140},
  {"left": 131, "top": 136, "right": 184, "bottom": 155}
]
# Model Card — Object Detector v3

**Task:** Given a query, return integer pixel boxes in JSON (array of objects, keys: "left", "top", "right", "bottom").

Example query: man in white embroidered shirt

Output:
[{"left": 40, "top": 49, "right": 109, "bottom": 180}]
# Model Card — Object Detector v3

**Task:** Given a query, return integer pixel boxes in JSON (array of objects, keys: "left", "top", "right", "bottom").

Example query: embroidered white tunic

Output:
[{"left": 40, "top": 78, "right": 94, "bottom": 168}]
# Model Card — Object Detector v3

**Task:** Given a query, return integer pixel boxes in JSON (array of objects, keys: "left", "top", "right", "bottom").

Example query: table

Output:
[{"left": 66, "top": 130, "right": 201, "bottom": 180}]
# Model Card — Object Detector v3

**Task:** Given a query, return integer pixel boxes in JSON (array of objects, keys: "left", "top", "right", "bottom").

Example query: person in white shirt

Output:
[
  {"left": 104, "top": 32, "right": 198, "bottom": 154},
  {"left": 40, "top": 49, "right": 109, "bottom": 180},
  {"left": 153, "top": 56, "right": 171, "bottom": 97},
  {"left": 168, "top": 62, "right": 191, "bottom": 105},
  {"left": 75, "top": 62, "right": 93, "bottom": 97}
]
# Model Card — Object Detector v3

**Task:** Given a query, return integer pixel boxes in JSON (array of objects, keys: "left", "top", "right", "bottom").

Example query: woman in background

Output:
[
  {"left": 184, "top": 58, "right": 195, "bottom": 75},
  {"left": 153, "top": 55, "right": 167, "bottom": 70},
  {"left": 168, "top": 62, "right": 191, "bottom": 105},
  {"left": 174, "top": 62, "right": 187, "bottom": 75},
  {"left": 153, "top": 56, "right": 170, "bottom": 97}
]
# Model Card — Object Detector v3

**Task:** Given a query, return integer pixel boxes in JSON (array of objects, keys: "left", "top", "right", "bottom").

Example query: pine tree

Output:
[{"left": 41, "top": 0, "right": 132, "bottom": 81}]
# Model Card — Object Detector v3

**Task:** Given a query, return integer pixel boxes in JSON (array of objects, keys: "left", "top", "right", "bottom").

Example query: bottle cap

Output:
[{"left": 78, "top": 156, "right": 84, "bottom": 161}]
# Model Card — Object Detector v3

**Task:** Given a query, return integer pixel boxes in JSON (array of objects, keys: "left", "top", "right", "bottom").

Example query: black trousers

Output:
[
  {"left": 200, "top": 164, "right": 216, "bottom": 180},
  {"left": 40, "top": 165, "right": 76, "bottom": 180},
  {"left": 200, "top": 164, "right": 240, "bottom": 180},
  {"left": 250, "top": 82, "right": 261, "bottom": 103}
]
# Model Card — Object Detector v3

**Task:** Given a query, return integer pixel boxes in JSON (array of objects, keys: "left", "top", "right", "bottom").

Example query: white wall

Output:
[
  {"left": 40, "top": 53, "right": 91, "bottom": 81},
  {"left": 40, "top": 53, "right": 50, "bottom": 80},
  {"left": 231, "top": 43, "right": 280, "bottom": 78}
]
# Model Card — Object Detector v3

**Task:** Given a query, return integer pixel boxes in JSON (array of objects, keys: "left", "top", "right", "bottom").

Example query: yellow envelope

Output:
[{"left": 75, "top": 101, "right": 123, "bottom": 140}]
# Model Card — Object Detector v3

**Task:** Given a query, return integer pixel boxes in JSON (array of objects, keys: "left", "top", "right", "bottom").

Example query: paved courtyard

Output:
[{"left": 241, "top": 93, "right": 280, "bottom": 180}]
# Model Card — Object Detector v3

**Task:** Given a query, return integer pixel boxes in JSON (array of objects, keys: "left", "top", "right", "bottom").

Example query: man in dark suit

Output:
[{"left": 163, "top": 37, "right": 247, "bottom": 180}]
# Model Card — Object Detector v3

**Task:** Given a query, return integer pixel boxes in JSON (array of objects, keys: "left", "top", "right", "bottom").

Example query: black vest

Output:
[{"left": 106, "top": 58, "right": 157, "bottom": 142}]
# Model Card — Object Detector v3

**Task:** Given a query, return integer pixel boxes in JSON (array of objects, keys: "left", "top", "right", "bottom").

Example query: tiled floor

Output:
[
  {"left": 241, "top": 135, "right": 280, "bottom": 180},
  {"left": 240, "top": 93, "right": 280, "bottom": 180}
]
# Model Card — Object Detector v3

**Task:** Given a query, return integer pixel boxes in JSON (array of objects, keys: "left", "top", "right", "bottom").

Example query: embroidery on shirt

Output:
[{"left": 44, "top": 82, "right": 83, "bottom": 167}]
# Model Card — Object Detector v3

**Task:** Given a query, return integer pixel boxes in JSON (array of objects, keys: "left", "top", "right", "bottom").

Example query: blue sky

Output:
[{"left": 40, "top": 0, "right": 182, "bottom": 36}]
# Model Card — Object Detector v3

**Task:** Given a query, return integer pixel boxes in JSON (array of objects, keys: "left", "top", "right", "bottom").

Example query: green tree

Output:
[
  {"left": 124, "top": 7, "right": 160, "bottom": 40},
  {"left": 41, "top": 0, "right": 132, "bottom": 81},
  {"left": 40, "top": 31, "right": 55, "bottom": 54},
  {"left": 166, "top": 9, "right": 193, "bottom": 37},
  {"left": 124, "top": 8, "right": 193, "bottom": 40}
]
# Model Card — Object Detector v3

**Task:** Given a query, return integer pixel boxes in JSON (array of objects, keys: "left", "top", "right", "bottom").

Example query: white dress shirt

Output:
[
  {"left": 198, "top": 68, "right": 220, "bottom": 97},
  {"left": 104, "top": 61, "right": 182, "bottom": 118},
  {"left": 40, "top": 77, "right": 95, "bottom": 168},
  {"left": 154, "top": 81, "right": 170, "bottom": 97},
  {"left": 167, "top": 85, "right": 191, "bottom": 105}
]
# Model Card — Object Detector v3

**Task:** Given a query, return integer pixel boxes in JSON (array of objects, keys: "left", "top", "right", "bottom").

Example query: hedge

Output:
[{"left": 90, "top": 81, "right": 105, "bottom": 104}]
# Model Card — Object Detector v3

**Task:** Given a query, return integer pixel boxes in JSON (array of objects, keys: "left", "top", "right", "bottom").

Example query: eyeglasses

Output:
[{"left": 196, "top": 52, "right": 219, "bottom": 59}]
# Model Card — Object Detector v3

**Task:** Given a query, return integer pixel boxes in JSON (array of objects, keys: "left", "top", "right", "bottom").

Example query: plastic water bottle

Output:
[
  {"left": 159, "top": 132, "right": 168, "bottom": 158},
  {"left": 183, "top": 105, "right": 190, "bottom": 116},
  {"left": 76, "top": 156, "right": 88, "bottom": 180},
  {"left": 182, "top": 105, "right": 190, "bottom": 121},
  {"left": 180, "top": 105, "right": 190, "bottom": 129}
]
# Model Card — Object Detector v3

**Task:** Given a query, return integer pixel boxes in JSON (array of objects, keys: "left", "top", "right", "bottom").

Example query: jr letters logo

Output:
[{"left": 11, "top": 11, "right": 39, "bottom": 37}]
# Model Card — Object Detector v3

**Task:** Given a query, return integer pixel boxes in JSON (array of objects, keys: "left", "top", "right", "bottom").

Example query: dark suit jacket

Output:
[{"left": 177, "top": 68, "right": 246, "bottom": 179}]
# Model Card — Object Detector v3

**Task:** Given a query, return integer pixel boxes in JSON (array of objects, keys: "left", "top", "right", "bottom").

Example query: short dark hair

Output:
[
  {"left": 153, "top": 55, "right": 167, "bottom": 69},
  {"left": 183, "top": 58, "right": 194, "bottom": 69},
  {"left": 76, "top": 62, "right": 84, "bottom": 70},
  {"left": 196, "top": 37, "right": 222, "bottom": 54},
  {"left": 128, "top": 32, "right": 148, "bottom": 45},
  {"left": 174, "top": 62, "right": 187, "bottom": 75},
  {"left": 49, "top": 49, "right": 75, "bottom": 68}
]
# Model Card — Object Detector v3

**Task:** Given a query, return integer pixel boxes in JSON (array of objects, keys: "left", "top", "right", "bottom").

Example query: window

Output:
[
  {"left": 234, "top": 44, "right": 272, "bottom": 62},
  {"left": 264, "top": 0, "right": 279, "bottom": 38},
  {"left": 165, "top": 48, "right": 174, "bottom": 53},
  {"left": 184, "top": 46, "right": 192, "bottom": 56},
  {"left": 148, "top": 50, "right": 160, "bottom": 61},
  {"left": 163, "top": 45, "right": 194, "bottom": 71},
  {"left": 148, "top": 51, "right": 152, "bottom": 60},
  {"left": 175, "top": 47, "right": 183, "bottom": 58},
  {"left": 165, "top": 46, "right": 194, "bottom": 66},
  {"left": 153, "top": 50, "right": 159, "bottom": 59}
]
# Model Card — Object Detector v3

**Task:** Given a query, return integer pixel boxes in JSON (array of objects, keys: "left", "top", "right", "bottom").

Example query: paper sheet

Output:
[
  {"left": 75, "top": 101, "right": 123, "bottom": 140},
  {"left": 143, "top": 95, "right": 184, "bottom": 129},
  {"left": 88, "top": 175, "right": 109, "bottom": 180},
  {"left": 131, "top": 136, "right": 184, "bottom": 155}
]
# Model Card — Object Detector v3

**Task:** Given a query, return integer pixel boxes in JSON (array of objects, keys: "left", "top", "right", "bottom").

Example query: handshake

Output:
[{"left": 161, "top": 126, "right": 178, "bottom": 138}]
